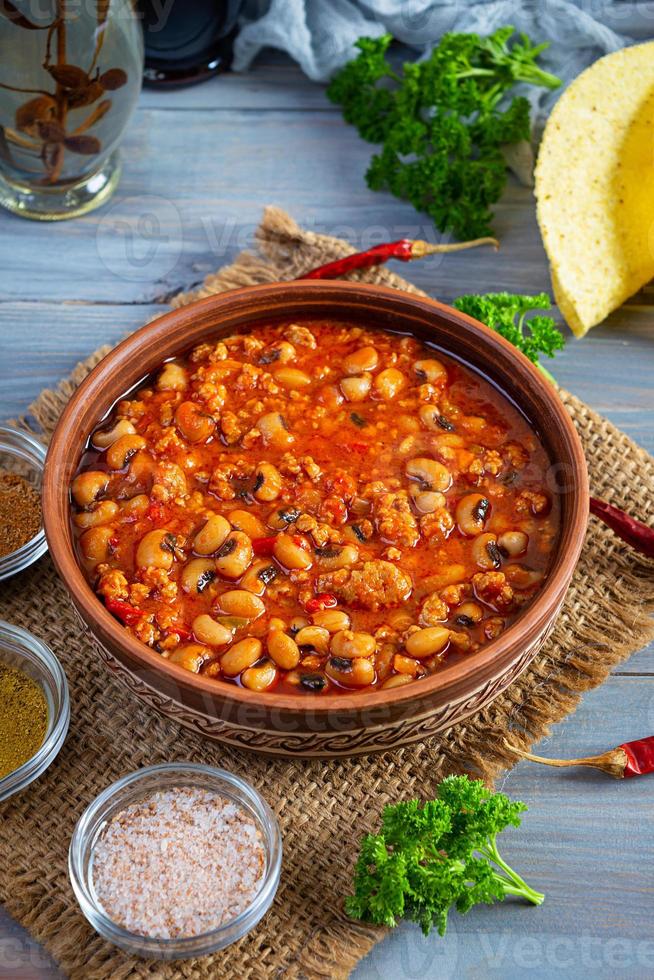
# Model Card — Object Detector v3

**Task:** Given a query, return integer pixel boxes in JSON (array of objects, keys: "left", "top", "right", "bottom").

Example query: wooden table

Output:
[{"left": 0, "top": 55, "right": 652, "bottom": 980}]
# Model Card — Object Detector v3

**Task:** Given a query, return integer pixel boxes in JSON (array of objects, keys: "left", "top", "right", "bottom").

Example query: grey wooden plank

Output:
[
  {"left": 354, "top": 667, "right": 654, "bottom": 980},
  {"left": 140, "top": 62, "right": 332, "bottom": 111},
  {"left": 0, "top": 303, "right": 163, "bottom": 423}
]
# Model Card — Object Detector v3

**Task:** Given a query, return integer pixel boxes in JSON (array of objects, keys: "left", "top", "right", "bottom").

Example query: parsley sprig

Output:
[
  {"left": 327, "top": 28, "right": 560, "bottom": 239},
  {"left": 454, "top": 292, "right": 565, "bottom": 381},
  {"left": 346, "top": 775, "right": 543, "bottom": 937}
]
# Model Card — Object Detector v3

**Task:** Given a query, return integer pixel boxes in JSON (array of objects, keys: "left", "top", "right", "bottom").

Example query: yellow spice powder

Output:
[{"left": 0, "top": 661, "right": 48, "bottom": 779}]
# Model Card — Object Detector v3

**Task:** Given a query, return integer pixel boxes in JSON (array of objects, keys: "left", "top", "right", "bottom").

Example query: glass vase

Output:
[{"left": 0, "top": 0, "right": 143, "bottom": 220}]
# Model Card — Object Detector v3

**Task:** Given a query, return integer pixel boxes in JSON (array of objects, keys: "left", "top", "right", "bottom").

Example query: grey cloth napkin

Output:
[{"left": 234, "top": 0, "right": 654, "bottom": 117}]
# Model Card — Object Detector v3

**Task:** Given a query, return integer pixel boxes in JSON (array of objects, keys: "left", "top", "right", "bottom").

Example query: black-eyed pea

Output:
[
  {"left": 135, "top": 528, "right": 175, "bottom": 569},
  {"left": 71, "top": 470, "right": 109, "bottom": 508},
  {"left": 498, "top": 530, "right": 529, "bottom": 557},
  {"left": 169, "top": 644, "right": 211, "bottom": 673},
  {"left": 240, "top": 559, "right": 277, "bottom": 595},
  {"left": 267, "top": 630, "right": 300, "bottom": 669},
  {"left": 340, "top": 375, "right": 371, "bottom": 402},
  {"left": 311, "top": 609, "right": 350, "bottom": 632},
  {"left": 193, "top": 515, "right": 231, "bottom": 556},
  {"left": 120, "top": 493, "right": 149, "bottom": 519},
  {"left": 273, "top": 367, "right": 312, "bottom": 389},
  {"left": 316, "top": 544, "right": 358, "bottom": 571},
  {"left": 192, "top": 614, "right": 232, "bottom": 647},
  {"left": 330, "top": 630, "right": 376, "bottom": 660},
  {"left": 275, "top": 341, "right": 296, "bottom": 364},
  {"left": 218, "top": 589, "right": 265, "bottom": 619},
  {"left": 174, "top": 401, "right": 215, "bottom": 443},
  {"left": 405, "top": 626, "right": 450, "bottom": 659},
  {"left": 214, "top": 531, "right": 253, "bottom": 579},
  {"left": 258, "top": 412, "right": 294, "bottom": 448},
  {"left": 419, "top": 405, "right": 442, "bottom": 431},
  {"left": 325, "top": 656, "right": 375, "bottom": 687},
  {"left": 253, "top": 462, "right": 283, "bottom": 502},
  {"left": 273, "top": 532, "right": 312, "bottom": 570},
  {"left": 157, "top": 361, "right": 188, "bottom": 391},
  {"left": 472, "top": 532, "right": 502, "bottom": 570},
  {"left": 268, "top": 617, "right": 287, "bottom": 631},
  {"left": 454, "top": 601, "right": 483, "bottom": 626},
  {"left": 266, "top": 506, "right": 301, "bottom": 530},
  {"left": 393, "top": 653, "right": 421, "bottom": 675},
  {"left": 220, "top": 638, "right": 263, "bottom": 676},
  {"left": 406, "top": 457, "right": 451, "bottom": 492},
  {"left": 456, "top": 493, "right": 491, "bottom": 536},
  {"left": 73, "top": 500, "right": 119, "bottom": 529},
  {"left": 241, "top": 659, "right": 278, "bottom": 692},
  {"left": 504, "top": 565, "right": 544, "bottom": 588},
  {"left": 412, "top": 489, "right": 446, "bottom": 514},
  {"left": 414, "top": 358, "right": 447, "bottom": 385},
  {"left": 127, "top": 450, "right": 154, "bottom": 482},
  {"left": 343, "top": 346, "right": 378, "bottom": 375},
  {"left": 80, "top": 526, "right": 115, "bottom": 562},
  {"left": 181, "top": 557, "right": 216, "bottom": 594},
  {"left": 106, "top": 434, "right": 147, "bottom": 470},
  {"left": 295, "top": 625, "right": 330, "bottom": 654},
  {"left": 289, "top": 616, "right": 309, "bottom": 634},
  {"left": 228, "top": 509, "right": 268, "bottom": 538},
  {"left": 91, "top": 419, "right": 136, "bottom": 449},
  {"left": 374, "top": 367, "right": 406, "bottom": 400},
  {"left": 381, "top": 672, "right": 414, "bottom": 689}
]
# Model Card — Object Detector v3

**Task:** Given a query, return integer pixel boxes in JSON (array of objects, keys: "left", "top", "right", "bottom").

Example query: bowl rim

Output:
[
  {"left": 68, "top": 762, "right": 282, "bottom": 957},
  {"left": 43, "top": 280, "right": 589, "bottom": 715}
]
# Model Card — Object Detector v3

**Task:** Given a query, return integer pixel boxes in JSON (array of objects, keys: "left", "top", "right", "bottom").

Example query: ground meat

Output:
[
  {"left": 516, "top": 490, "right": 550, "bottom": 516},
  {"left": 373, "top": 491, "right": 419, "bottom": 548},
  {"left": 419, "top": 508, "right": 454, "bottom": 543},
  {"left": 419, "top": 592, "right": 449, "bottom": 625},
  {"left": 284, "top": 324, "right": 317, "bottom": 348},
  {"left": 316, "top": 560, "right": 413, "bottom": 610},
  {"left": 97, "top": 569, "right": 129, "bottom": 602},
  {"left": 472, "top": 571, "right": 514, "bottom": 611}
]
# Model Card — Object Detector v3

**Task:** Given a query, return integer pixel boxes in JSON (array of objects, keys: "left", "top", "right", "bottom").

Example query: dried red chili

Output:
[
  {"left": 589, "top": 497, "right": 654, "bottom": 558},
  {"left": 298, "top": 237, "right": 498, "bottom": 281},
  {"left": 505, "top": 736, "right": 654, "bottom": 779},
  {"left": 305, "top": 593, "right": 338, "bottom": 614},
  {"left": 104, "top": 597, "right": 142, "bottom": 627},
  {"left": 252, "top": 536, "right": 277, "bottom": 557}
]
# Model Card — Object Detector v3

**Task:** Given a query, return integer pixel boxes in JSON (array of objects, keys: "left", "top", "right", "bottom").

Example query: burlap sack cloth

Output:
[{"left": 1, "top": 208, "right": 653, "bottom": 980}]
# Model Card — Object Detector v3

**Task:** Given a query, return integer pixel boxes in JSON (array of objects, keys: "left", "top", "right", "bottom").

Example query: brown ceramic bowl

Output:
[{"left": 43, "top": 281, "right": 588, "bottom": 757}]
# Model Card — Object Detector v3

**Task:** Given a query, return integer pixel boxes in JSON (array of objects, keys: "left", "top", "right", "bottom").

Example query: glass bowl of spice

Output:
[
  {"left": 0, "top": 620, "right": 70, "bottom": 803},
  {"left": 0, "top": 426, "right": 46, "bottom": 581},
  {"left": 69, "top": 763, "right": 282, "bottom": 959}
]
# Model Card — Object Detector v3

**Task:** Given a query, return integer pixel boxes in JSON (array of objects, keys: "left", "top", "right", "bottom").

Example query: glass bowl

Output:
[
  {"left": 0, "top": 426, "right": 47, "bottom": 581},
  {"left": 68, "top": 763, "right": 282, "bottom": 959},
  {"left": 0, "top": 620, "right": 70, "bottom": 803}
]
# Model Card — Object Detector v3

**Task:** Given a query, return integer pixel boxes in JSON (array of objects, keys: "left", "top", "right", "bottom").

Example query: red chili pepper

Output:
[
  {"left": 297, "top": 236, "right": 498, "bottom": 281},
  {"left": 345, "top": 441, "right": 369, "bottom": 455},
  {"left": 505, "top": 735, "right": 654, "bottom": 779},
  {"left": 589, "top": 497, "right": 654, "bottom": 558},
  {"left": 252, "top": 536, "right": 277, "bottom": 557},
  {"left": 305, "top": 593, "right": 338, "bottom": 613},
  {"left": 170, "top": 624, "right": 192, "bottom": 642},
  {"left": 104, "top": 597, "right": 142, "bottom": 627}
]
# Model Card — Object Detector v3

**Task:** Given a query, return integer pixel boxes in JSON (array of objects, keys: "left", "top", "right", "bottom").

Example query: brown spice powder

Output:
[{"left": 0, "top": 472, "right": 42, "bottom": 559}]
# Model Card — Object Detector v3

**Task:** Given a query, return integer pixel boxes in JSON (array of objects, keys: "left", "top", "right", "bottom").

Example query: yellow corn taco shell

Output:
[{"left": 535, "top": 42, "right": 654, "bottom": 337}]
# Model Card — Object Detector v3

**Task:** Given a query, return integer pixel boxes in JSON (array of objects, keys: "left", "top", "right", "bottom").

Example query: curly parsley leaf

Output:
[
  {"left": 454, "top": 291, "right": 565, "bottom": 381},
  {"left": 327, "top": 28, "right": 560, "bottom": 239},
  {"left": 345, "top": 775, "right": 543, "bottom": 937}
]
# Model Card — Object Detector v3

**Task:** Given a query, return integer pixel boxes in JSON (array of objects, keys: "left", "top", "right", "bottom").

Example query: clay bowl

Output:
[{"left": 43, "top": 281, "right": 588, "bottom": 757}]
